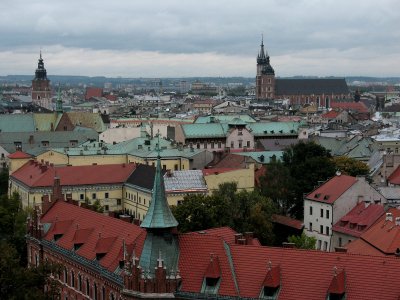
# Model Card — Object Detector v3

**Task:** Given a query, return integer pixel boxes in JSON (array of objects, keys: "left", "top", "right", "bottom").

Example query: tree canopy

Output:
[
  {"left": 171, "top": 182, "right": 277, "bottom": 245},
  {"left": 0, "top": 192, "right": 61, "bottom": 299},
  {"left": 287, "top": 233, "right": 316, "bottom": 249},
  {"left": 332, "top": 156, "right": 370, "bottom": 177},
  {"left": 260, "top": 141, "right": 336, "bottom": 219}
]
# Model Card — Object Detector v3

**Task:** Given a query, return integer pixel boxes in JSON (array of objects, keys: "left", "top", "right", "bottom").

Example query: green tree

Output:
[
  {"left": 0, "top": 193, "right": 62, "bottom": 298},
  {"left": 172, "top": 183, "right": 277, "bottom": 245},
  {"left": 282, "top": 141, "right": 336, "bottom": 218},
  {"left": 287, "top": 232, "right": 316, "bottom": 249},
  {"left": 332, "top": 156, "right": 370, "bottom": 177},
  {"left": 259, "top": 160, "right": 295, "bottom": 215}
]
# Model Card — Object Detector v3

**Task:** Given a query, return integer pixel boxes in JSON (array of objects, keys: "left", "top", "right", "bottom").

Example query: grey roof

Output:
[
  {"left": 275, "top": 78, "right": 349, "bottom": 96},
  {"left": 0, "top": 130, "right": 98, "bottom": 155},
  {"left": 377, "top": 187, "right": 400, "bottom": 200},
  {"left": 259, "top": 138, "right": 299, "bottom": 151},
  {"left": 164, "top": 170, "right": 207, "bottom": 192},
  {"left": 0, "top": 114, "right": 35, "bottom": 132}
]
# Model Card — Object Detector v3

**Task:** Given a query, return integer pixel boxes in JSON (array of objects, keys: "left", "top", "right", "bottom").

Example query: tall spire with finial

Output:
[
  {"left": 56, "top": 84, "right": 63, "bottom": 114},
  {"left": 140, "top": 132, "right": 178, "bottom": 229},
  {"left": 34, "top": 50, "right": 47, "bottom": 80}
]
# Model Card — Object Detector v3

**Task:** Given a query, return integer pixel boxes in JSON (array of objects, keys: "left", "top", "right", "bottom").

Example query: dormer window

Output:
[
  {"left": 74, "top": 243, "right": 83, "bottom": 251},
  {"left": 327, "top": 268, "right": 346, "bottom": 300},
  {"left": 96, "top": 253, "right": 106, "bottom": 261},
  {"left": 54, "top": 234, "right": 63, "bottom": 241},
  {"left": 260, "top": 264, "right": 281, "bottom": 299},
  {"left": 201, "top": 254, "right": 221, "bottom": 295}
]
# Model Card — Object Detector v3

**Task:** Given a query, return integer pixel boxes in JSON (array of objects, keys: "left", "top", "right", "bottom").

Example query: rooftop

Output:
[{"left": 305, "top": 174, "right": 357, "bottom": 204}]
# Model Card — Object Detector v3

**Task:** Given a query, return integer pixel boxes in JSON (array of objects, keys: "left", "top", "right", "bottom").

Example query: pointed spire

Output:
[
  {"left": 56, "top": 84, "right": 63, "bottom": 114},
  {"left": 140, "top": 132, "right": 178, "bottom": 229},
  {"left": 35, "top": 50, "right": 47, "bottom": 80}
]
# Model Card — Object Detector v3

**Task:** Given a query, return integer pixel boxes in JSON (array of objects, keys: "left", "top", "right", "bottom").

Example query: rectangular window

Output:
[
  {"left": 92, "top": 193, "right": 96, "bottom": 200},
  {"left": 324, "top": 241, "right": 328, "bottom": 251},
  {"left": 117, "top": 199, "right": 121, "bottom": 205},
  {"left": 339, "top": 237, "right": 342, "bottom": 247},
  {"left": 204, "top": 142, "right": 207, "bottom": 149},
  {"left": 104, "top": 205, "right": 109, "bottom": 211},
  {"left": 211, "top": 142, "right": 214, "bottom": 149},
  {"left": 326, "top": 226, "right": 329, "bottom": 236},
  {"left": 218, "top": 141, "right": 222, "bottom": 148},
  {"left": 309, "top": 222, "right": 312, "bottom": 231},
  {"left": 320, "top": 208, "right": 323, "bottom": 218},
  {"left": 41, "top": 141, "right": 49, "bottom": 147},
  {"left": 320, "top": 225, "right": 323, "bottom": 234},
  {"left": 326, "top": 209, "right": 329, "bottom": 219},
  {"left": 80, "top": 194, "right": 84, "bottom": 200},
  {"left": 174, "top": 164, "right": 178, "bottom": 171},
  {"left": 231, "top": 141, "right": 234, "bottom": 148},
  {"left": 105, "top": 192, "right": 109, "bottom": 199},
  {"left": 246, "top": 141, "right": 250, "bottom": 148},
  {"left": 309, "top": 206, "right": 313, "bottom": 215},
  {"left": 317, "top": 240, "right": 321, "bottom": 250}
]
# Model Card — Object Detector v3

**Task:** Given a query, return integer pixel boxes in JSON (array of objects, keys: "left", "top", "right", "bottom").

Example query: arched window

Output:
[
  {"left": 93, "top": 282, "right": 98, "bottom": 300},
  {"left": 63, "top": 268, "right": 68, "bottom": 284},
  {"left": 71, "top": 270, "right": 75, "bottom": 288},
  {"left": 78, "top": 274, "right": 82, "bottom": 292},
  {"left": 86, "top": 278, "right": 90, "bottom": 296}
]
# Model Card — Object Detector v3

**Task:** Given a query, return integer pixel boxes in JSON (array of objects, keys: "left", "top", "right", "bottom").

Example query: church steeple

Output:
[
  {"left": 34, "top": 51, "right": 48, "bottom": 80},
  {"left": 56, "top": 84, "right": 63, "bottom": 114},
  {"left": 140, "top": 134, "right": 178, "bottom": 229},
  {"left": 257, "top": 34, "right": 267, "bottom": 64}
]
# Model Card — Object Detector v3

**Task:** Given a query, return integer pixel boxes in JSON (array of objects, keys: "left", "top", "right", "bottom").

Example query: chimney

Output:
[
  {"left": 234, "top": 233, "right": 243, "bottom": 244},
  {"left": 282, "top": 242, "right": 295, "bottom": 248},
  {"left": 244, "top": 232, "right": 253, "bottom": 245},
  {"left": 119, "top": 214, "right": 132, "bottom": 223},
  {"left": 386, "top": 212, "right": 393, "bottom": 222}
]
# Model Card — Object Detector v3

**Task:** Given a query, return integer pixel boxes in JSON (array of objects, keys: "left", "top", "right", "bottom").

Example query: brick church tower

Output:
[
  {"left": 31, "top": 52, "right": 52, "bottom": 110},
  {"left": 256, "top": 37, "right": 275, "bottom": 100}
]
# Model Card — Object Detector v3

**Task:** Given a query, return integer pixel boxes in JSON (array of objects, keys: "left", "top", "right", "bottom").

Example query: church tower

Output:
[
  {"left": 256, "top": 37, "right": 275, "bottom": 100},
  {"left": 122, "top": 134, "right": 180, "bottom": 298},
  {"left": 31, "top": 52, "right": 52, "bottom": 110}
]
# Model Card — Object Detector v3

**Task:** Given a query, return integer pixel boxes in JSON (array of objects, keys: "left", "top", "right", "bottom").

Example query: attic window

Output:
[
  {"left": 314, "top": 193, "right": 321, "bottom": 199},
  {"left": 96, "top": 253, "right": 106, "bottom": 260},
  {"left": 328, "top": 293, "right": 345, "bottom": 300},
  {"left": 324, "top": 195, "right": 330, "bottom": 200},
  {"left": 261, "top": 286, "right": 280, "bottom": 299},
  {"left": 74, "top": 243, "right": 83, "bottom": 251},
  {"left": 54, "top": 234, "right": 63, "bottom": 241}
]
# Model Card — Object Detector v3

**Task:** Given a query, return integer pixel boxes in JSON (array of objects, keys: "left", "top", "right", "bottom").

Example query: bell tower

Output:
[
  {"left": 31, "top": 51, "right": 52, "bottom": 110},
  {"left": 256, "top": 36, "right": 275, "bottom": 100}
]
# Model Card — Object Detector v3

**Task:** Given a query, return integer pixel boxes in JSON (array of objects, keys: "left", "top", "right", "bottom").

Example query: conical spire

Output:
[
  {"left": 257, "top": 34, "right": 267, "bottom": 64},
  {"left": 140, "top": 134, "right": 178, "bottom": 229},
  {"left": 56, "top": 84, "right": 63, "bottom": 114}
]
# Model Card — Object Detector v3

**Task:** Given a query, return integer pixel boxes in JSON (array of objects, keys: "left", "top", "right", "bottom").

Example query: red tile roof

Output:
[
  {"left": 192, "top": 227, "right": 238, "bottom": 244},
  {"left": 346, "top": 238, "right": 384, "bottom": 256},
  {"left": 322, "top": 110, "right": 340, "bottom": 119},
  {"left": 331, "top": 101, "right": 369, "bottom": 113},
  {"left": 388, "top": 165, "right": 400, "bottom": 185},
  {"left": 85, "top": 87, "right": 103, "bottom": 100},
  {"left": 347, "top": 207, "right": 400, "bottom": 255},
  {"left": 271, "top": 214, "right": 304, "bottom": 230},
  {"left": 230, "top": 245, "right": 400, "bottom": 299},
  {"left": 305, "top": 174, "right": 357, "bottom": 204},
  {"left": 41, "top": 201, "right": 146, "bottom": 272},
  {"left": 11, "top": 161, "right": 136, "bottom": 187},
  {"left": 178, "top": 233, "right": 239, "bottom": 297},
  {"left": 7, "top": 150, "right": 32, "bottom": 159},
  {"left": 332, "top": 203, "right": 384, "bottom": 237}
]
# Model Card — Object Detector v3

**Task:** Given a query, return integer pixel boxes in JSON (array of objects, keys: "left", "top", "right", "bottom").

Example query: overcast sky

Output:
[{"left": 1, "top": 0, "right": 399, "bottom": 77}]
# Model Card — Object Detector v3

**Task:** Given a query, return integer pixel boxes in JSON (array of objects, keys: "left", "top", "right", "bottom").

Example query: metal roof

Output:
[{"left": 164, "top": 170, "right": 207, "bottom": 192}]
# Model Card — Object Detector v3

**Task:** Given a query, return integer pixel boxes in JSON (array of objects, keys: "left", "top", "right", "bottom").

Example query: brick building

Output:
[
  {"left": 255, "top": 40, "right": 351, "bottom": 107},
  {"left": 26, "top": 151, "right": 400, "bottom": 299},
  {"left": 31, "top": 52, "right": 52, "bottom": 110}
]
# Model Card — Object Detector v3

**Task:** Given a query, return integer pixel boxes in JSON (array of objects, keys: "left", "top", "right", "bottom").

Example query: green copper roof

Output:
[
  {"left": 140, "top": 154, "right": 178, "bottom": 229},
  {"left": 195, "top": 114, "right": 256, "bottom": 124},
  {"left": 247, "top": 121, "right": 301, "bottom": 136},
  {"left": 138, "top": 232, "right": 179, "bottom": 277},
  {"left": 236, "top": 150, "right": 284, "bottom": 163},
  {"left": 0, "top": 114, "right": 35, "bottom": 132},
  {"left": 182, "top": 123, "right": 229, "bottom": 138}
]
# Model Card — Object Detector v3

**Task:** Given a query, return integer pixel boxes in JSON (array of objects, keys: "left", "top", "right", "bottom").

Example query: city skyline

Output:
[{"left": 1, "top": 0, "right": 399, "bottom": 78}]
